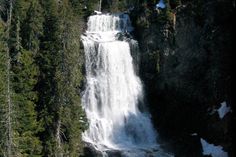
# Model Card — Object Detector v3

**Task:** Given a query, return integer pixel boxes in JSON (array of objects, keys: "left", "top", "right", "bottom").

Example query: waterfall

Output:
[{"left": 81, "top": 13, "right": 172, "bottom": 157}]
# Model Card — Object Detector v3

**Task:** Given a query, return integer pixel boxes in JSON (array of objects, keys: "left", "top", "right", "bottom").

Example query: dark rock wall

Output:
[{"left": 132, "top": 0, "right": 234, "bottom": 156}]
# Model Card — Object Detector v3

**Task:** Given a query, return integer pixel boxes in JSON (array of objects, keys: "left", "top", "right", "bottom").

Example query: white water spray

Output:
[{"left": 81, "top": 13, "right": 172, "bottom": 157}]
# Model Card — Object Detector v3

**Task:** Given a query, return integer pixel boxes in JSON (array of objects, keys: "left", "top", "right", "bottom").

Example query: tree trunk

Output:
[{"left": 6, "top": 1, "right": 13, "bottom": 156}]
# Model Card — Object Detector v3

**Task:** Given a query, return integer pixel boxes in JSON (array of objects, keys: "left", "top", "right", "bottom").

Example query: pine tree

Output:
[
  {"left": 4, "top": 1, "right": 15, "bottom": 156},
  {"left": 21, "top": 0, "right": 43, "bottom": 53},
  {"left": 0, "top": 0, "right": 43, "bottom": 156},
  {"left": 36, "top": 0, "right": 62, "bottom": 155},
  {"left": 2, "top": 0, "right": 90, "bottom": 156},
  {"left": 0, "top": 16, "right": 8, "bottom": 157},
  {"left": 37, "top": 1, "right": 88, "bottom": 156},
  {"left": 12, "top": 48, "right": 42, "bottom": 156},
  {"left": 55, "top": 1, "right": 87, "bottom": 156}
]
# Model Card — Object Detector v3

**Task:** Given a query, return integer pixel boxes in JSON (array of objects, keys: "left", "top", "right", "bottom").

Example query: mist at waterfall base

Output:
[{"left": 81, "top": 13, "right": 173, "bottom": 157}]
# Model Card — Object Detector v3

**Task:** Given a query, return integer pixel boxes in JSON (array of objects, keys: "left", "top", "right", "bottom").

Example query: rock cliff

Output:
[{"left": 132, "top": 0, "right": 234, "bottom": 156}]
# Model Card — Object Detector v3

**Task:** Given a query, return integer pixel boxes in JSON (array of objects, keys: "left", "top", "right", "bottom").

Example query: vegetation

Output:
[{"left": 0, "top": 0, "right": 90, "bottom": 156}]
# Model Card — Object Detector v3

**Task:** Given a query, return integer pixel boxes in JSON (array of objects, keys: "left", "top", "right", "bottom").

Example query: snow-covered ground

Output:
[{"left": 200, "top": 138, "right": 228, "bottom": 157}]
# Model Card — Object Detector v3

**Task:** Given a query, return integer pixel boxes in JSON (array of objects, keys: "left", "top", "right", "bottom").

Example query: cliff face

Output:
[
  {"left": 99, "top": 0, "right": 234, "bottom": 156},
  {"left": 132, "top": 0, "right": 234, "bottom": 156}
]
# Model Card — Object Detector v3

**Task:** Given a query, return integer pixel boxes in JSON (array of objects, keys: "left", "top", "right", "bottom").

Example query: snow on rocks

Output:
[
  {"left": 200, "top": 138, "right": 228, "bottom": 157},
  {"left": 217, "top": 101, "right": 231, "bottom": 119},
  {"left": 156, "top": 0, "right": 166, "bottom": 9}
]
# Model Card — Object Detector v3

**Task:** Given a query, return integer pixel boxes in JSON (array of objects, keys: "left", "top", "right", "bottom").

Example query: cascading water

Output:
[{"left": 81, "top": 13, "right": 173, "bottom": 157}]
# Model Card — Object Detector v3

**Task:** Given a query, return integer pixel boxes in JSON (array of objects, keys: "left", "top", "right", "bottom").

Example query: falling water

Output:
[{"left": 81, "top": 13, "right": 172, "bottom": 157}]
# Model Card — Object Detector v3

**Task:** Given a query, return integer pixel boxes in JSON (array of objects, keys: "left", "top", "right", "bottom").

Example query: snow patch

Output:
[
  {"left": 190, "top": 133, "right": 198, "bottom": 136},
  {"left": 200, "top": 138, "right": 228, "bottom": 157},
  {"left": 217, "top": 101, "right": 231, "bottom": 119},
  {"left": 156, "top": 0, "right": 166, "bottom": 9}
]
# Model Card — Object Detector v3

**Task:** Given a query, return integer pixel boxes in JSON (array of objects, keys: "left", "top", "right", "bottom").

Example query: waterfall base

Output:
[{"left": 83, "top": 142, "right": 174, "bottom": 157}]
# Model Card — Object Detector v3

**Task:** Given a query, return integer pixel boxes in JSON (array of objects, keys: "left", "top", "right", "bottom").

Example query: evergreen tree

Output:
[
  {"left": 1, "top": 0, "right": 90, "bottom": 156},
  {"left": 55, "top": 1, "right": 87, "bottom": 156},
  {"left": 36, "top": 0, "right": 63, "bottom": 155},
  {"left": 37, "top": 0, "right": 87, "bottom": 156},
  {"left": 0, "top": 16, "right": 8, "bottom": 157},
  {"left": 12, "top": 48, "right": 42, "bottom": 156},
  {"left": 0, "top": 0, "right": 43, "bottom": 156},
  {"left": 21, "top": 0, "right": 43, "bottom": 53},
  {"left": 0, "top": 1, "right": 15, "bottom": 156}
]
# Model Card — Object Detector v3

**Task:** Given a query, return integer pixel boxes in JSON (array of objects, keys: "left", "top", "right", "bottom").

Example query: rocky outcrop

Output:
[{"left": 132, "top": 0, "right": 234, "bottom": 156}]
